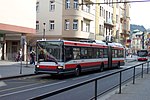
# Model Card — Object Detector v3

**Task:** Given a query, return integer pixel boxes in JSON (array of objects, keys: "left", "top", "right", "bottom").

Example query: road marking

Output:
[
  {"left": 0, "top": 81, "right": 66, "bottom": 97},
  {"left": 0, "top": 75, "right": 6, "bottom": 87}
]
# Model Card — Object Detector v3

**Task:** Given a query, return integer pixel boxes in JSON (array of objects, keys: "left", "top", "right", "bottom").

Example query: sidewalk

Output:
[
  {"left": 100, "top": 73, "right": 150, "bottom": 100},
  {"left": 0, "top": 60, "right": 35, "bottom": 78}
]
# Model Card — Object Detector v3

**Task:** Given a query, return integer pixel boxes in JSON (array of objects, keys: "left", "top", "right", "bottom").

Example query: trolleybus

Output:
[
  {"left": 35, "top": 40, "right": 125, "bottom": 76},
  {"left": 137, "top": 49, "right": 148, "bottom": 61}
]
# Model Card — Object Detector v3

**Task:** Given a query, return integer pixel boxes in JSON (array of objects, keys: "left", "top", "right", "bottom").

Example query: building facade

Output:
[
  {"left": 35, "top": 0, "right": 96, "bottom": 42},
  {"left": 35, "top": 0, "right": 130, "bottom": 50},
  {"left": 95, "top": 0, "right": 130, "bottom": 44},
  {"left": 119, "top": 0, "right": 130, "bottom": 47}
]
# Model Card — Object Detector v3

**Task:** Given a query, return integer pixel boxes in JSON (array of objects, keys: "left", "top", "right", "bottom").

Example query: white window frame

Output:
[
  {"left": 73, "top": 19, "right": 78, "bottom": 30},
  {"left": 36, "top": 2, "right": 39, "bottom": 13},
  {"left": 49, "top": 20, "right": 55, "bottom": 30},
  {"left": 66, "top": 0, "right": 70, "bottom": 9},
  {"left": 36, "top": 21, "right": 39, "bottom": 31},
  {"left": 65, "top": 20, "right": 70, "bottom": 30},
  {"left": 74, "top": 0, "right": 78, "bottom": 9},
  {"left": 85, "top": 5, "right": 90, "bottom": 13},
  {"left": 86, "top": 23, "right": 90, "bottom": 32},
  {"left": 49, "top": 1, "right": 55, "bottom": 11}
]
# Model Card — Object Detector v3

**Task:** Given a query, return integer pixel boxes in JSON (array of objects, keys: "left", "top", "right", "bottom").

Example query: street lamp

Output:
[{"left": 43, "top": 23, "right": 46, "bottom": 40}]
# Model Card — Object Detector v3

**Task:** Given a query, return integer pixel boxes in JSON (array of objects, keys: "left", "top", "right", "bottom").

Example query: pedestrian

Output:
[
  {"left": 15, "top": 48, "right": 22, "bottom": 62},
  {"left": 30, "top": 49, "right": 35, "bottom": 65}
]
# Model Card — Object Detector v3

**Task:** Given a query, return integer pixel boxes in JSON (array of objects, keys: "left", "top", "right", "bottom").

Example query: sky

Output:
[
  {"left": 0, "top": 0, "right": 36, "bottom": 28},
  {"left": 130, "top": 1, "right": 150, "bottom": 29}
]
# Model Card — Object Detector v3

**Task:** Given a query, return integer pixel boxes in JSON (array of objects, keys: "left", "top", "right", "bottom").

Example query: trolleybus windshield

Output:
[{"left": 37, "top": 41, "right": 63, "bottom": 62}]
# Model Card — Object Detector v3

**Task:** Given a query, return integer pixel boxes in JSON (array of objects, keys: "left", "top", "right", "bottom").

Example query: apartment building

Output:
[
  {"left": 36, "top": 0, "right": 130, "bottom": 46},
  {"left": 119, "top": 0, "right": 130, "bottom": 47},
  {"left": 95, "top": 0, "right": 130, "bottom": 44},
  {"left": 35, "top": 0, "right": 96, "bottom": 43},
  {"left": 95, "top": 0, "right": 114, "bottom": 41},
  {"left": 0, "top": 0, "right": 36, "bottom": 61}
]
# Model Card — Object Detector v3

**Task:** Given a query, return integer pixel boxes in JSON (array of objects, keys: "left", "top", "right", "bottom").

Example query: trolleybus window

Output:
[
  {"left": 103, "top": 48, "right": 108, "bottom": 58},
  {"left": 87, "top": 47, "right": 93, "bottom": 58},
  {"left": 73, "top": 47, "right": 80, "bottom": 59},
  {"left": 65, "top": 46, "right": 73, "bottom": 61},
  {"left": 81, "top": 47, "right": 88, "bottom": 59},
  {"left": 93, "top": 48, "right": 100, "bottom": 58},
  {"left": 37, "top": 41, "right": 63, "bottom": 62},
  {"left": 100, "top": 49, "right": 103, "bottom": 58}
]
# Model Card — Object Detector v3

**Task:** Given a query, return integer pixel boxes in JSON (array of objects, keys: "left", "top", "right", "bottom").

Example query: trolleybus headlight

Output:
[
  {"left": 36, "top": 65, "right": 39, "bottom": 68},
  {"left": 57, "top": 66, "right": 63, "bottom": 69}
]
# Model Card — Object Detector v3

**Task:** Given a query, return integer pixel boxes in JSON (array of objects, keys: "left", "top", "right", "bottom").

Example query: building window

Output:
[
  {"left": 104, "top": 9, "right": 105, "bottom": 19},
  {"left": 116, "top": 0, "right": 119, "bottom": 8},
  {"left": 73, "top": 19, "right": 78, "bottom": 30},
  {"left": 65, "top": 19, "right": 70, "bottom": 30},
  {"left": 86, "top": 23, "right": 90, "bottom": 32},
  {"left": 106, "top": 11, "right": 108, "bottom": 22},
  {"left": 100, "top": 6, "right": 102, "bottom": 17},
  {"left": 36, "top": 21, "right": 39, "bottom": 30},
  {"left": 49, "top": 20, "right": 54, "bottom": 30},
  {"left": 116, "top": 15, "right": 118, "bottom": 23},
  {"left": 101, "top": 7, "right": 103, "bottom": 17},
  {"left": 66, "top": 0, "right": 70, "bottom": 9},
  {"left": 36, "top": 2, "right": 39, "bottom": 13},
  {"left": 85, "top": 5, "right": 90, "bottom": 13},
  {"left": 81, "top": 21, "right": 83, "bottom": 31},
  {"left": 49, "top": 0, "right": 55, "bottom": 11},
  {"left": 99, "top": 25, "right": 104, "bottom": 35},
  {"left": 74, "top": 0, "right": 78, "bottom": 9}
]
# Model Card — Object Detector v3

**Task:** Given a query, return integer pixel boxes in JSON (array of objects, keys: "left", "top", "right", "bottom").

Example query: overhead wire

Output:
[{"left": 79, "top": 0, "right": 150, "bottom": 5}]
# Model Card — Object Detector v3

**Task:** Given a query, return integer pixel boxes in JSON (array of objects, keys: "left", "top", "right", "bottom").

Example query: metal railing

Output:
[{"left": 30, "top": 61, "right": 150, "bottom": 100}]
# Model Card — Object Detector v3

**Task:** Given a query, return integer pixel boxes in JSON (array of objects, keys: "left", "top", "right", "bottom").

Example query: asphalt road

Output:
[{"left": 0, "top": 61, "right": 147, "bottom": 100}]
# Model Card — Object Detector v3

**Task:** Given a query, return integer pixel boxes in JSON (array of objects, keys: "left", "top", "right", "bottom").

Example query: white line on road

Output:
[{"left": 0, "top": 81, "right": 66, "bottom": 97}]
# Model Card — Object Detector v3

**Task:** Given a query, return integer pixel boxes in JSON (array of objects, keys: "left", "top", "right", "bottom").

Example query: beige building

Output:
[
  {"left": 95, "top": 0, "right": 114, "bottom": 41},
  {"left": 95, "top": 0, "right": 130, "bottom": 44},
  {"left": 0, "top": 0, "right": 36, "bottom": 61},
  {"left": 35, "top": 0, "right": 96, "bottom": 42},
  {"left": 35, "top": 0, "right": 130, "bottom": 46},
  {"left": 131, "top": 30, "right": 148, "bottom": 54},
  {"left": 119, "top": 0, "right": 130, "bottom": 47}
]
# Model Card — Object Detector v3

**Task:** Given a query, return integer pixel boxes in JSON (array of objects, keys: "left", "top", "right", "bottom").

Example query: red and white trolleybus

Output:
[
  {"left": 35, "top": 40, "right": 125, "bottom": 76},
  {"left": 137, "top": 49, "right": 148, "bottom": 61}
]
